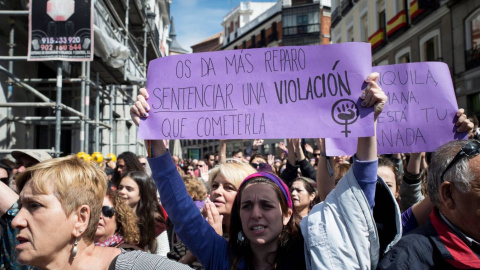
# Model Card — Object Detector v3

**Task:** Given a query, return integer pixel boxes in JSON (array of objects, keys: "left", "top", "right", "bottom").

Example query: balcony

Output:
[
  {"left": 341, "top": 0, "right": 353, "bottom": 16},
  {"left": 368, "top": 28, "right": 385, "bottom": 50},
  {"left": 466, "top": 45, "right": 480, "bottom": 70},
  {"left": 331, "top": 8, "right": 341, "bottom": 28},
  {"left": 386, "top": 10, "right": 407, "bottom": 39}
]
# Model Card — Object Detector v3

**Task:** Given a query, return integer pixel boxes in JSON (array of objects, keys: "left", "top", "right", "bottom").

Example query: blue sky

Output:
[{"left": 171, "top": 0, "right": 276, "bottom": 53}]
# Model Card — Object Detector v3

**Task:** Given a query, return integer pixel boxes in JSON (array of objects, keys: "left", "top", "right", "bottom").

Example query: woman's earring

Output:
[
  {"left": 72, "top": 238, "right": 78, "bottom": 258},
  {"left": 237, "top": 231, "right": 245, "bottom": 243}
]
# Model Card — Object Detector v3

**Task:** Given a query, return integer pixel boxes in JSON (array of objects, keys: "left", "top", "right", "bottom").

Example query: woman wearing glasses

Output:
[{"left": 95, "top": 189, "right": 140, "bottom": 249}]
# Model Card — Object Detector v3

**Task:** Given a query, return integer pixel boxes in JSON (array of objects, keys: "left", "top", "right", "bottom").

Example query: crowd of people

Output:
[{"left": 0, "top": 72, "right": 479, "bottom": 269}]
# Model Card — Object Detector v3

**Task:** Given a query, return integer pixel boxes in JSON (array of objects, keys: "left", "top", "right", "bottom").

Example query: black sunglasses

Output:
[
  {"left": 441, "top": 140, "right": 480, "bottom": 182},
  {"left": 0, "top": 177, "right": 8, "bottom": 185},
  {"left": 102, "top": 206, "right": 116, "bottom": 218},
  {"left": 251, "top": 162, "right": 265, "bottom": 169}
]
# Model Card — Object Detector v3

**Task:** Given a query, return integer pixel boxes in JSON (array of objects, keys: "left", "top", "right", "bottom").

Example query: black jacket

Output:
[{"left": 378, "top": 209, "right": 480, "bottom": 270}]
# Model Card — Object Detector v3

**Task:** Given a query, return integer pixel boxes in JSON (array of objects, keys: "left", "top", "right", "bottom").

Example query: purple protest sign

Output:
[
  {"left": 138, "top": 43, "right": 374, "bottom": 140},
  {"left": 326, "top": 62, "right": 466, "bottom": 156}
]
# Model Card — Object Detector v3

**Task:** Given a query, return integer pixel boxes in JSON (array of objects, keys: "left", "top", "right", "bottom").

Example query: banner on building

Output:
[{"left": 28, "top": 0, "right": 93, "bottom": 61}]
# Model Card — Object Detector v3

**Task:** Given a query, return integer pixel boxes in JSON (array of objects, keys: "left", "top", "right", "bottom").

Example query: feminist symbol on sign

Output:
[{"left": 331, "top": 99, "right": 359, "bottom": 138}]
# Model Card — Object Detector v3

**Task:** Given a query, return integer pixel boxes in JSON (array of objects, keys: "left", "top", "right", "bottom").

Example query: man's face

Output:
[
  {"left": 10, "top": 155, "right": 39, "bottom": 192},
  {"left": 233, "top": 152, "right": 244, "bottom": 160},
  {"left": 313, "top": 150, "right": 321, "bottom": 162},
  {"left": 206, "top": 155, "right": 215, "bottom": 167},
  {"left": 447, "top": 155, "right": 480, "bottom": 242},
  {"left": 197, "top": 161, "right": 206, "bottom": 169}
]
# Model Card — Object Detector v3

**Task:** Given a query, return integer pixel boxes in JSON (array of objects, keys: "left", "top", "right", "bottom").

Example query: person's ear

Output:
[
  {"left": 309, "top": 192, "right": 316, "bottom": 202},
  {"left": 283, "top": 208, "right": 293, "bottom": 226},
  {"left": 439, "top": 182, "right": 456, "bottom": 210},
  {"left": 72, "top": 205, "right": 90, "bottom": 237}
]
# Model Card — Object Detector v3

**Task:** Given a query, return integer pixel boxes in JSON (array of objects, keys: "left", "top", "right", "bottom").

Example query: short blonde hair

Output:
[
  {"left": 208, "top": 162, "right": 257, "bottom": 190},
  {"left": 16, "top": 155, "right": 107, "bottom": 245}
]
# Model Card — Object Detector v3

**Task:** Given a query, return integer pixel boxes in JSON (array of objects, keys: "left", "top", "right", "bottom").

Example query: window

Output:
[
  {"left": 347, "top": 26, "right": 354, "bottom": 42},
  {"left": 466, "top": 9, "right": 480, "bottom": 50},
  {"left": 282, "top": 5, "right": 319, "bottom": 36},
  {"left": 395, "top": 47, "right": 411, "bottom": 63},
  {"left": 419, "top": 29, "right": 441, "bottom": 61},
  {"left": 377, "top": 0, "right": 385, "bottom": 30},
  {"left": 468, "top": 93, "right": 480, "bottom": 115},
  {"left": 360, "top": 14, "right": 368, "bottom": 42},
  {"left": 297, "top": 14, "right": 308, "bottom": 25}
]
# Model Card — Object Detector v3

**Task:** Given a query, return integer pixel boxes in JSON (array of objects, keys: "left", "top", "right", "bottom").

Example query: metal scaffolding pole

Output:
[
  {"left": 124, "top": 0, "right": 130, "bottom": 81},
  {"left": 55, "top": 62, "right": 63, "bottom": 157},
  {"left": 85, "top": 62, "right": 91, "bottom": 153},
  {"left": 109, "top": 86, "right": 114, "bottom": 154},
  {"left": 95, "top": 80, "right": 101, "bottom": 152},
  {"left": 7, "top": 21, "right": 15, "bottom": 147},
  {"left": 80, "top": 62, "right": 86, "bottom": 152},
  {"left": 0, "top": 102, "right": 56, "bottom": 107}
]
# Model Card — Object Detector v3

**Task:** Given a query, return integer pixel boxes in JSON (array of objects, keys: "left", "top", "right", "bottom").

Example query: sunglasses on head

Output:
[
  {"left": 441, "top": 140, "right": 480, "bottom": 182},
  {"left": 102, "top": 206, "right": 116, "bottom": 218},
  {"left": 251, "top": 162, "right": 266, "bottom": 169}
]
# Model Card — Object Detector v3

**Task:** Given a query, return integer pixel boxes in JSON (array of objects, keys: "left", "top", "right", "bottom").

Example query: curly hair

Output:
[
  {"left": 106, "top": 189, "right": 140, "bottom": 245},
  {"left": 111, "top": 152, "right": 145, "bottom": 186},
  {"left": 183, "top": 175, "right": 207, "bottom": 201},
  {"left": 228, "top": 177, "right": 301, "bottom": 269}
]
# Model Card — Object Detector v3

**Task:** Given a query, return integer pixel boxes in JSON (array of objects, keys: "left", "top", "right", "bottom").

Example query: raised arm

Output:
[
  {"left": 316, "top": 138, "right": 335, "bottom": 201},
  {"left": 218, "top": 140, "right": 227, "bottom": 163},
  {"left": 131, "top": 88, "right": 229, "bottom": 269},
  {"left": 354, "top": 73, "right": 387, "bottom": 211},
  {"left": 0, "top": 182, "right": 18, "bottom": 216}
]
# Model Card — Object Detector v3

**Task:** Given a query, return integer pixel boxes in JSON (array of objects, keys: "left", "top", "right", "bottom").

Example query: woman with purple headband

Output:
[{"left": 130, "top": 72, "right": 387, "bottom": 269}]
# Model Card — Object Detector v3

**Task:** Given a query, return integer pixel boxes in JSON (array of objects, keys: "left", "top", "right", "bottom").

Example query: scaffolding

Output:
[{"left": 0, "top": 0, "right": 170, "bottom": 157}]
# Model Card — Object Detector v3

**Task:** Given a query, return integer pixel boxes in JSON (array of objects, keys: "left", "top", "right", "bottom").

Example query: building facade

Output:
[
  {"left": 331, "top": 0, "right": 480, "bottom": 116},
  {"left": 450, "top": 0, "right": 480, "bottom": 117}
]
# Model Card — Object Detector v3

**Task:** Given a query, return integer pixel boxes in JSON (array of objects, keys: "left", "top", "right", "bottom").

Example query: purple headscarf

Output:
[{"left": 237, "top": 172, "right": 293, "bottom": 209}]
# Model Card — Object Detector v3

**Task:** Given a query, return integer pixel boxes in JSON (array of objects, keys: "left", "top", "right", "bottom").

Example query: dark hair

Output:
[
  {"left": 249, "top": 154, "right": 266, "bottom": 164},
  {"left": 378, "top": 156, "right": 401, "bottom": 192},
  {"left": 204, "top": 152, "right": 214, "bottom": 160},
  {"left": 0, "top": 161, "right": 12, "bottom": 185},
  {"left": 112, "top": 152, "right": 145, "bottom": 186},
  {"left": 120, "top": 171, "right": 164, "bottom": 253},
  {"left": 291, "top": 177, "right": 320, "bottom": 210},
  {"left": 228, "top": 177, "right": 300, "bottom": 269},
  {"left": 231, "top": 149, "right": 243, "bottom": 156}
]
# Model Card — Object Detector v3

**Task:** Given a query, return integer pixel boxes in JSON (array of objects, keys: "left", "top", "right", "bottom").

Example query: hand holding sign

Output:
[
  {"left": 130, "top": 88, "right": 150, "bottom": 126},
  {"left": 326, "top": 62, "right": 473, "bottom": 156}
]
